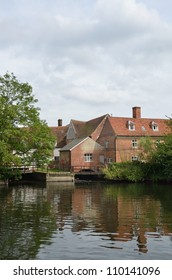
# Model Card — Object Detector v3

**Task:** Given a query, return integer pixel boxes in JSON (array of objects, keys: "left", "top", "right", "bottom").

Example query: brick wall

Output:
[
  {"left": 97, "top": 117, "right": 116, "bottom": 162},
  {"left": 69, "top": 138, "right": 104, "bottom": 172},
  {"left": 59, "top": 151, "right": 70, "bottom": 170}
]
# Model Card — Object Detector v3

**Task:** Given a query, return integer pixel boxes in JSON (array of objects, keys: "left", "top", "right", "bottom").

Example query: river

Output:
[{"left": 0, "top": 181, "right": 172, "bottom": 260}]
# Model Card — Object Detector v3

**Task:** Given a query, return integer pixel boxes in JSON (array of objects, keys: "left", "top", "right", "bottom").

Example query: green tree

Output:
[
  {"left": 103, "top": 161, "right": 145, "bottom": 182},
  {"left": 148, "top": 118, "right": 172, "bottom": 180},
  {"left": 138, "top": 136, "right": 156, "bottom": 162},
  {"left": 0, "top": 72, "right": 55, "bottom": 180},
  {"left": 152, "top": 122, "right": 172, "bottom": 180}
]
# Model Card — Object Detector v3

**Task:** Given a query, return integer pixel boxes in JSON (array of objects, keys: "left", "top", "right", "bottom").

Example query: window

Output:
[
  {"left": 151, "top": 121, "right": 158, "bottom": 131},
  {"left": 107, "top": 158, "right": 112, "bottom": 164},
  {"left": 105, "top": 141, "right": 109, "bottom": 148},
  {"left": 152, "top": 124, "right": 158, "bottom": 131},
  {"left": 84, "top": 153, "right": 93, "bottom": 162},
  {"left": 132, "top": 139, "right": 138, "bottom": 148},
  {"left": 128, "top": 120, "right": 135, "bottom": 131},
  {"left": 99, "top": 155, "right": 105, "bottom": 164},
  {"left": 131, "top": 156, "right": 138, "bottom": 161}
]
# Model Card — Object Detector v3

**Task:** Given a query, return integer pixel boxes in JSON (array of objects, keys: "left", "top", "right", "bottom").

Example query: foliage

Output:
[
  {"left": 149, "top": 118, "right": 172, "bottom": 181},
  {"left": 103, "top": 161, "right": 145, "bottom": 182},
  {"left": 0, "top": 72, "right": 55, "bottom": 180},
  {"left": 151, "top": 134, "right": 172, "bottom": 180},
  {"left": 138, "top": 136, "right": 156, "bottom": 161}
]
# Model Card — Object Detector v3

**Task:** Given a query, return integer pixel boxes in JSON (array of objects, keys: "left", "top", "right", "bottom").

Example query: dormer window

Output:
[
  {"left": 151, "top": 121, "right": 158, "bottom": 131},
  {"left": 128, "top": 120, "right": 135, "bottom": 131}
]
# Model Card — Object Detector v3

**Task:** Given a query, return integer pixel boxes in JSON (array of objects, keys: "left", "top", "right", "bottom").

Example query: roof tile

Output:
[{"left": 108, "top": 116, "right": 169, "bottom": 136}]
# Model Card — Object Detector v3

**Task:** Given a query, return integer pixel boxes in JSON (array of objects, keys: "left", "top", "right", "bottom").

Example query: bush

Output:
[{"left": 103, "top": 161, "right": 145, "bottom": 182}]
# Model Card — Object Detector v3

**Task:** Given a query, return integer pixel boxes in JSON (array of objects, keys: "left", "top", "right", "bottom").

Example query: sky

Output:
[{"left": 0, "top": 0, "right": 172, "bottom": 126}]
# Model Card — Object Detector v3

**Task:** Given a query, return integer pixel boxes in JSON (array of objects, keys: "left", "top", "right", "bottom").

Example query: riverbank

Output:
[
  {"left": 22, "top": 171, "right": 75, "bottom": 182},
  {"left": 1, "top": 169, "right": 171, "bottom": 186}
]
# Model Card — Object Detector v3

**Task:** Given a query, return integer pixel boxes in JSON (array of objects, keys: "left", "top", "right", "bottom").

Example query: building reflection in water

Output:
[
  {"left": 0, "top": 182, "right": 172, "bottom": 259},
  {"left": 69, "top": 184, "right": 169, "bottom": 254}
]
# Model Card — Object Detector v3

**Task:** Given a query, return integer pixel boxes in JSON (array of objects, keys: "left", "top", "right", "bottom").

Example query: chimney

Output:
[
  {"left": 132, "top": 106, "right": 141, "bottom": 118},
  {"left": 58, "top": 119, "right": 62, "bottom": 126}
]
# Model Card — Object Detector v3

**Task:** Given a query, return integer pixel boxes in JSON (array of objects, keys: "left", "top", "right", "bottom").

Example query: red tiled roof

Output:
[
  {"left": 72, "top": 114, "right": 109, "bottom": 138},
  {"left": 108, "top": 116, "right": 169, "bottom": 137},
  {"left": 50, "top": 125, "right": 69, "bottom": 148},
  {"left": 70, "top": 120, "right": 86, "bottom": 137}
]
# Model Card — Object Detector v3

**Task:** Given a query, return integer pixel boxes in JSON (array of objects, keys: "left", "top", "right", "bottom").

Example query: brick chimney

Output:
[
  {"left": 58, "top": 119, "right": 62, "bottom": 126},
  {"left": 132, "top": 107, "right": 141, "bottom": 118}
]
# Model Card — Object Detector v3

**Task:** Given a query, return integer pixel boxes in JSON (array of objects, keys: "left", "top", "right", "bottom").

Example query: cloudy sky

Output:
[{"left": 0, "top": 0, "right": 172, "bottom": 126}]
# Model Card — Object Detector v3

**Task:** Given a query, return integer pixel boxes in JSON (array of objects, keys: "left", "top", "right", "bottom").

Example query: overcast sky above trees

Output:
[{"left": 0, "top": 0, "right": 172, "bottom": 125}]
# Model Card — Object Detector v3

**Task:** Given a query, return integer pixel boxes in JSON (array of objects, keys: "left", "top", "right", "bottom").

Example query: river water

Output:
[{"left": 0, "top": 181, "right": 172, "bottom": 260}]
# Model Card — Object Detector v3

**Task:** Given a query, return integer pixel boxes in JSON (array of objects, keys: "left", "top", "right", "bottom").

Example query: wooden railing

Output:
[{"left": 71, "top": 166, "right": 102, "bottom": 173}]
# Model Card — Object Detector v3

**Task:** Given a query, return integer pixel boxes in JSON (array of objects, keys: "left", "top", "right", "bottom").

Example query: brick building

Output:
[
  {"left": 97, "top": 107, "right": 169, "bottom": 163},
  {"left": 60, "top": 137, "right": 104, "bottom": 172},
  {"left": 50, "top": 107, "right": 169, "bottom": 171}
]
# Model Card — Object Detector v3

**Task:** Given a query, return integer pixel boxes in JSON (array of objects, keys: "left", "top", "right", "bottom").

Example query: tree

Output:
[
  {"left": 138, "top": 136, "right": 156, "bottom": 162},
  {"left": 152, "top": 118, "right": 172, "bottom": 180},
  {"left": 0, "top": 72, "right": 55, "bottom": 180}
]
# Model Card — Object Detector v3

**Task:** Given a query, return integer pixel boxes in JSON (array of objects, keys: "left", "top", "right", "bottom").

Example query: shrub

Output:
[{"left": 103, "top": 161, "right": 145, "bottom": 182}]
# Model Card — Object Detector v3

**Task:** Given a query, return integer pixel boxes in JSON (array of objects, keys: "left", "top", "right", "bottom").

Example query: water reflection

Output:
[
  {"left": 0, "top": 185, "right": 57, "bottom": 259},
  {"left": 0, "top": 182, "right": 172, "bottom": 259},
  {"left": 70, "top": 184, "right": 172, "bottom": 256}
]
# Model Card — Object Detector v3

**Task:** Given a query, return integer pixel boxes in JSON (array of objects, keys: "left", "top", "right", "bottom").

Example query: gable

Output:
[
  {"left": 66, "top": 120, "right": 77, "bottom": 141},
  {"left": 60, "top": 137, "right": 86, "bottom": 151},
  {"left": 60, "top": 137, "right": 104, "bottom": 152},
  {"left": 98, "top": 117, "right": 116, "bottom": 138},
  {"left": 89, "top": 114, "right": 109, "bottom": 140},
  {"left": 76, "top": 137, "right": 103, "bottom": 152}
]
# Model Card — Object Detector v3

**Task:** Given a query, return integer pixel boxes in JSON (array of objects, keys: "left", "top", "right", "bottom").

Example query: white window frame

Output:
[
  {"left": 84, "top": 153, "right": 93, "bottom": 162},
  {"left": 151, "top": 121, "right": 158, "bottom": 131},
  {"left": 128, "top": 120, "right": 135, "bottom": 131},
  {"left": 107, "top": 158, "right": 113, "bottom": 164},
  {"left": 131, "top": 155, "right": 138, "bottom": 161},
  {"left": 132, "top": 139, "right": 138, "bottom": 148},
  {"left": 152, "top": 124, "right": 158, "bottom": 131}
]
